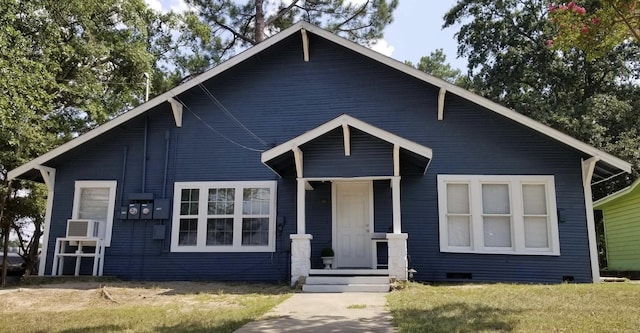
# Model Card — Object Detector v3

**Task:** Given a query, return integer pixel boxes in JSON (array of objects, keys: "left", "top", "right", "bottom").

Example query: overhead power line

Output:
[{"left": 169, "top": 93, "right": 265, "bottom": 153}]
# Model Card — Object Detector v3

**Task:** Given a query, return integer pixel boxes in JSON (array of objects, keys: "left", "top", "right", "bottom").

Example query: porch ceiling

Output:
[{"left": 261, "top": 114, "right": 432, "bottom": 177}]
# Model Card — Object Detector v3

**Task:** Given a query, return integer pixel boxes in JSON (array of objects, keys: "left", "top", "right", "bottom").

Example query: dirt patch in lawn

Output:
[{"left": 1, "top": 281, "right": 289, "bottom": 313}]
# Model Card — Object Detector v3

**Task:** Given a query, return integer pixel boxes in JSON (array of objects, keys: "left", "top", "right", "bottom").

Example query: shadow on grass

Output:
[
  {"left": 156, "top": 281, "right": 292, "bottom": 296},
  {"left": 233, "top": 313, "right": 396, "bottom": 333},
  {"left": 34, "top": 325, "right": 125, "bottom": 333},
  {"left": 153, "top": 319, "right": 254, "bottom": 333},
  {"left": 391, "top": 302, "right": 519, "bottom": 333},
  {"left": 30, "top": 317, "right": 256, "bottom": 333}
]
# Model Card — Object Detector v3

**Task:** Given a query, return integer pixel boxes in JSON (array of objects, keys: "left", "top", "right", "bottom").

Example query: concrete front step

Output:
[
  {"left": 309, "top": 269, "right": 389, "bottom": 276},
  {"left": 306, "top": 276, "right": 389, "bottom": 285},
  {"left": 302, "top": 283, "right": 390, "bottom": 293},
  {"left": 303, "top": 275, "right": 391, "bottom": 293}
]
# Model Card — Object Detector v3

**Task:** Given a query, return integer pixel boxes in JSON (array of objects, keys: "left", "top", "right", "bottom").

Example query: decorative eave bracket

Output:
[
  {"left": 438, "top": 88, "right": 446, "bottom": 120},
  {"left": 167, "top": 97, "right": 183, "bottom": 127},
  {"left": 301, "top": 29, "right": 310, "bottom": 62},
  {"left": 292, "top": 146, "right": 313, "bottom": 190},
  {"left": 36, "top": 165, "right": 56, "bottom": 190},
  {"left": 342, "top": 123, "right": 351, "bottom": 156}
]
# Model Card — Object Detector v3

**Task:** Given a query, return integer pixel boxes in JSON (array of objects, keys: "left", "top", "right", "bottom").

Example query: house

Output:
[
  {"left": 593, "top": 178, "right": 640, "bottom": 272},
  {"left": 8, "top": 22, "right": 632, "bottom": 287}
]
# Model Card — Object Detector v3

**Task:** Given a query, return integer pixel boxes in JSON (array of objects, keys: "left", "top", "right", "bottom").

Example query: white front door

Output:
[{"left": 334, "top": 181, "right": 372, "bottom": 268}]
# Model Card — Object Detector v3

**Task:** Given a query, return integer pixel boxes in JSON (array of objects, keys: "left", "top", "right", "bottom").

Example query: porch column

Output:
[
  {"left": 391, "top": 177, "right": 401, "bottom": 233},
  {"left": 296, "top": 178, "right": 306, "bottom": 234},
  {"left": 290, "top": 234, "right": 313, "bottom": 285},
  {"left": 387, "top": 233, "right": 408, "bottom": 280},
  {"left": 36, "top": 166, "right": 56, "bottom": 276},
  {"left": 582, "top": 157, "right": 601, "bottom": 283}
]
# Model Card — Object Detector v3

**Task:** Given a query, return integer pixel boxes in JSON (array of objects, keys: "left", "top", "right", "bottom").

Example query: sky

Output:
[
  {"left": 146, "top": 0, "right": 468, "bottom": 71},
  {"left": 380, "top": 0, "right": 467, "bottom": 70}
]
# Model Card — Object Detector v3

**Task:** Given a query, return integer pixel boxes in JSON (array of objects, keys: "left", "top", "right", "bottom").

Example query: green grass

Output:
[
  {"left": 387, "top": 282, "right": 640, "bottom": 333},
  {"left": 0, "top": 281, "right": 292, "bottom": 333},
  {"left": 347, "top": 304, "right": 367, "bottom": 309}
]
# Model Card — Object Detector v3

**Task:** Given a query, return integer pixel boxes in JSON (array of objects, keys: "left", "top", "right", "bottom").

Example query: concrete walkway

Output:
[{"left": 234, "top": 292, "right": 397, "bottom": 333}]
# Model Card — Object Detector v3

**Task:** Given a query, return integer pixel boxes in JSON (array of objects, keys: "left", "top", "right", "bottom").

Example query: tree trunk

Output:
[
  {"left": 1, "top": 225, "right": 9, "bottom": 287},
  {"left": 24, "top": 224, "right": 42, "bottom": 277},
  {"left": 1, "top": 179, "right": 14, "bottom": 287},
  {"left": 255, "top": 0, "right": 266, "bottom": 43}
]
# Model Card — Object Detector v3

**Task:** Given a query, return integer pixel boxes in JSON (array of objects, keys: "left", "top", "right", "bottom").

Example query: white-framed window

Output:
[
  {"left": 437, "top": 175, "right": 560, "bottom": 255},
  {"left": 72, "top": 180, "right": 118, "bottom": 246},
  {"left": 170, "top": 181, "right": 277, "bottom": 252}
]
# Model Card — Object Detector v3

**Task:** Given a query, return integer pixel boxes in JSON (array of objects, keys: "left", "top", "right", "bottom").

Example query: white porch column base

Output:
[
  {"left": 290, "top": 234, "right": 313, "bottom": 285},
  {"left": 387, "top": 233, "right": 408, "bottom": 280}
]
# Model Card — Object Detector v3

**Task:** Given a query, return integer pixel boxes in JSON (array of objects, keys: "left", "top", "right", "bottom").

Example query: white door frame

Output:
[{"left": 332, "top": 180, "right": 374, "bottom": 268}]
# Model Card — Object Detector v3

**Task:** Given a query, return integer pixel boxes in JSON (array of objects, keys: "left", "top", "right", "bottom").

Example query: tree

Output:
[
  {"left": 0, "top": 0, "right": 58, "bottom": 285},
  {"left": 405, "top": 49, "right": 465, "bottom": 84},
  {"left": 0, "top": 0, "right": 176, "bottom": 286},
  {"left": 174, "top": 0, "right": 399, "bottom": 76},
  {"left": 549, "top": 1, "right": 640, "bottom": 59}
]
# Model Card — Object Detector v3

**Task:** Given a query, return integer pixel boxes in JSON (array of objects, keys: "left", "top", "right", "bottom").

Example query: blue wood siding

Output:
[
  {"left": 43, "top": 32, "right": 592, "bottom": 282},
  {"left": 306, "top": 181, "right": 332, "bottom": 269},
  {"left": 302, "top": 128, "right": 393, "bottom": 177}
]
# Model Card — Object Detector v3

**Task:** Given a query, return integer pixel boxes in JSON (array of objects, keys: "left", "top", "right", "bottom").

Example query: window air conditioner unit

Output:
[{"left": 66, "top": 219, "right": 101, "bottom": 238}]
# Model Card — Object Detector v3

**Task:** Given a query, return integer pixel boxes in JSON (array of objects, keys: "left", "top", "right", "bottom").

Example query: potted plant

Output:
[{"left": 321, "top": 247, "right": 334, "bottom": 269}]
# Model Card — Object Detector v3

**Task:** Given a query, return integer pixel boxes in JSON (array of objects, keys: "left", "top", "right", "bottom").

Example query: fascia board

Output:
[{"left": 593, "top": 178, "right": 640, "bottom": 208}]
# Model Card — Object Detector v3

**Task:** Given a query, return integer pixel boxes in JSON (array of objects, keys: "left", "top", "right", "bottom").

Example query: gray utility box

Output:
[
  {"left": 152, "top": 199, "right": 171, "bottom": 220},
  {"left": 152, "top": 225, "right": 166, "bottom": 240}
]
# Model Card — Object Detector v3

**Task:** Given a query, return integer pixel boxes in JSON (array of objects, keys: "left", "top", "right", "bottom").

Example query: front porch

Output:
[
  {"left": 291, "top": 228, "right": 409, "bottom": 286},
  {"left": 261, "top": 115, "right": 432, "bottom": 286}
]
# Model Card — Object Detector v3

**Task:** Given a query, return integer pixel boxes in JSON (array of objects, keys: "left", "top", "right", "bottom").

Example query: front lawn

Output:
[
  {"left": 388, "top": 282, "right": 640, "bottom": 333},
  {"left": 0, "top": 281, "right": 291, "bottom": 333}
]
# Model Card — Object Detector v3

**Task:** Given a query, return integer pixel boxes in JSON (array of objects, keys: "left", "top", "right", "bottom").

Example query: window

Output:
[
  {"left": 171, "top": 181, "right": 277, "bottom": 252},
  {"left": 437, "top": 175, "right": 560, "bottom": 255},
  {"left": 72, "top": 181, "right": 118, "bottom": 246}
]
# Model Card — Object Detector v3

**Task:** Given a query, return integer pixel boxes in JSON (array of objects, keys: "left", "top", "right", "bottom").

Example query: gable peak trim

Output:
[{"left": 261, "top": 114, "right": 433, "bottom": 165}]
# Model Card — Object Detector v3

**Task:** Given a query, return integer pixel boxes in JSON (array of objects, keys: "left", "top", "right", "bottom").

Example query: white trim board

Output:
[
  {"left": 593, "top": 178, "right": 640, "bottom": 208},
  {"left": 8, "top": 21, "right": 631, "bottom": 181}
]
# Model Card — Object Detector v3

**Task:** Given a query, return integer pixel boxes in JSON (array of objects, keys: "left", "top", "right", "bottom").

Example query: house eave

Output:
[
  {"left": 9, "top": 21, "right": 632, "bottom": 181},
  {"left": 299, "top": 24, "right": 631, "bottom": 176},
  {"left": 7, "top": 23, "right": 314, "bottom": 182},
  {"left": 593, "top": 178, "right": 640, "bottom": 208}
]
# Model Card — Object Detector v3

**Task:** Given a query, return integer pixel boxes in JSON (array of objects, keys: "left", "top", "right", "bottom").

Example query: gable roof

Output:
[
  {"left": 593, "top": 178, "right": 640, "bottom": 208},
  {"left": 262, "top": 114, "right": 432, "bottom": 162},
  {"left": 8, "top": 21, "right": 632, "bottom": 181},
  {"left": 261, "top": 114, "right": 432, "bottom": 176}
]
